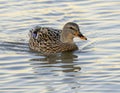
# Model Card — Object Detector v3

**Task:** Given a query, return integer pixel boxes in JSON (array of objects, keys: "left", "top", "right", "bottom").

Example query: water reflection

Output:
[
  {"left": 30, "top": 52, "right": 81, "bottom": 73},
  {"left": 30, "top": 52, "right": 81, "bottom": 92}
]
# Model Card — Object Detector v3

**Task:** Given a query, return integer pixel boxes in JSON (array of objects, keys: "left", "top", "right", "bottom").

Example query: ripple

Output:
[{"left": 0, "top": 0, "right": 120, "bottom": 93}]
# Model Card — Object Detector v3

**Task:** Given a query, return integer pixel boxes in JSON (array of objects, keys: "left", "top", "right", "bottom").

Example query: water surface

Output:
[{"left": 0, "top": 0, "right": 120, "bottom": 93}]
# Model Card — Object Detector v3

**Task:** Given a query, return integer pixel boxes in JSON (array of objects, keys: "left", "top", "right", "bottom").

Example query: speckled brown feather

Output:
[{"left": 29, "top": 26, "right": 78, "bottom": 55}]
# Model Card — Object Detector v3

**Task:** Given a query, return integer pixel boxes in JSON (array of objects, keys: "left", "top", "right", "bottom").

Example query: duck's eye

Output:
[{"left": 69, "top": 27, "right": 75, "bottom": 30}]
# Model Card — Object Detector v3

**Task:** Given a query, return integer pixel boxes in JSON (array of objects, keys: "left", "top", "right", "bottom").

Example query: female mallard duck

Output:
[{"left": 29, "top": 22, "right": 87, "bottom": 55}]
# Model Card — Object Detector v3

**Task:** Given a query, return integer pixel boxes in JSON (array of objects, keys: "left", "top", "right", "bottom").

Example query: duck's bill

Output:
[{"left": 78, "top": 34, "right": 87, "bottom": 40}]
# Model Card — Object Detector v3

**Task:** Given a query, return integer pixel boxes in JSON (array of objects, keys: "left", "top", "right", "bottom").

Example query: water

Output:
[{"left": 0, "top": 0, "right": 120, "bottom": 93}]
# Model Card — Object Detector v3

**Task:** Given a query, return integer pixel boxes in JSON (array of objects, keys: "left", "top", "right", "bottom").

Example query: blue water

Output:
[{"left": 0, "top": 0, "right": 120, "bottom": 93}]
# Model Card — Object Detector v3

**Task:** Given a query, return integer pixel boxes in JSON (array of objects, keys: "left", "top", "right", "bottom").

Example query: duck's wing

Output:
[
  {"left": 29, "top": 26, "right": 61, "bottom": 43},
  {"left": 29, "top": 26, "right": 63, "bottom": 54}
]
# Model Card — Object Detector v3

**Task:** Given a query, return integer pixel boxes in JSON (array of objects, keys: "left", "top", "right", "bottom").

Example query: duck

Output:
[{"left": 29, "top": 22, "right": 87, "bottom": 55}]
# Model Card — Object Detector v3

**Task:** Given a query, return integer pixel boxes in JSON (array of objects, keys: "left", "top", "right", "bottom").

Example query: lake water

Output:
[{"left": 0, "top": 0, "right": 120, "bottom": 93}]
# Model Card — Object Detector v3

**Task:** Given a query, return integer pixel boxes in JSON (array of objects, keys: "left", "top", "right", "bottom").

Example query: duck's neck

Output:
[{"left": 60, "top": 30, "right": 74, "bottom": 43}]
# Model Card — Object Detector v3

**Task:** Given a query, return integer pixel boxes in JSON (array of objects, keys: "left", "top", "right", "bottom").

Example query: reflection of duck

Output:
[
  {"left": 30, "top": 52, "right": 81, "bottom": 73},
  {"left": 29, "top": 22, "right": 87, "bottom": 55},
  {"left": 60, "top": 52, "right": 81, "bottom": 72}
]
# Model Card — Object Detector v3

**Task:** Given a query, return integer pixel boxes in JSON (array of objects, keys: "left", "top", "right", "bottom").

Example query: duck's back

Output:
[
  {"left": 29, "top": 27, "right": 61, "bottom": 53},
  {"left": 29, "top": 26, "right": 78, "bottom": 54}
]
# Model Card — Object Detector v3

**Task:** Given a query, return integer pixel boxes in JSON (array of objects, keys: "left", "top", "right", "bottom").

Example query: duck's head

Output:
[{"left": 63, "top": 22, "right": 87, "bottom": 41}]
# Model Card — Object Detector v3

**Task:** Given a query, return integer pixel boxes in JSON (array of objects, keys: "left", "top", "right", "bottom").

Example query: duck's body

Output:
[{"left": 29, "top": 22, "right": 87, "bottom": 55}]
